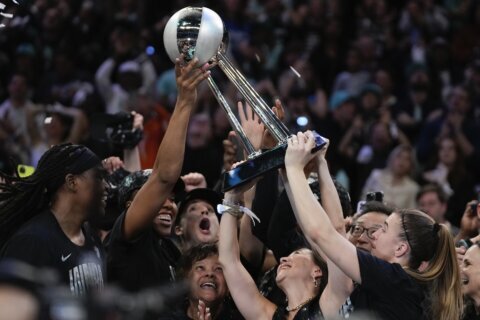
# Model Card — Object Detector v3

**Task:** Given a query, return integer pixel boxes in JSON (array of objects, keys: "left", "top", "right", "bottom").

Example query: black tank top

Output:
[{"left": 272, "top": 296, "right": 323, "bottom": 320}]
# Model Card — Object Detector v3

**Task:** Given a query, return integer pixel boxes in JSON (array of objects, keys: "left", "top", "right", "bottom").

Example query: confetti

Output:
[{"left": 289, "top": 66, "right": 302, "bottom": 78}]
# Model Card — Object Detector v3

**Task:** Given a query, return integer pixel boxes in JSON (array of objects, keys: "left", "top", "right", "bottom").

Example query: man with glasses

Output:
[
  {"left": 341, "top": 200, "right": 394, "bottom": 317},
  {"left": 348, "top": 201, "right": 393, "bottom": 252}
]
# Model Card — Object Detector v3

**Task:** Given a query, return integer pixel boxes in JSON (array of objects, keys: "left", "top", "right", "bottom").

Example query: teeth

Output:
[
  {"left": 201, "top": 282, "right": 216, "bottom": 289},
  {"left": 158, "top": 214, "right": 171, "bottom": 222}
]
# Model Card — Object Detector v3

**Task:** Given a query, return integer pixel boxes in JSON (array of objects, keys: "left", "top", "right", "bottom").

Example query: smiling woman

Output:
[
  {"left": 461, "top": 243, "right": 480, "bottom": 319},
  {"left": 0, "top": 143, "right": 106, "bottom": 295},
  {"left": 159, "top": 243, "right": 240, "bottom": 320},
  {"left": 283, "top": 131, "right": 463, "bottom": 320}
]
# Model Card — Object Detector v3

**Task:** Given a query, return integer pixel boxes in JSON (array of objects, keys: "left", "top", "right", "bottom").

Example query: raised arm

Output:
[
  {"left": 122, "top": 58, "right": 209, "bottom": 239},
  {"left": 284, "top": 132, "right": 361, "bottom": 284},
  {"left": 314, "top": 140, "right": 355, "bottom": 316},
  {"left": 218, "top": 191, "right": 276, "bottom": 320},
  {"left": 122, "top": 112, "right": 143, "bottom": 173}
]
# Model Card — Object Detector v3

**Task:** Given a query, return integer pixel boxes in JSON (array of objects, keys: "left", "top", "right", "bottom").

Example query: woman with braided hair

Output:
[{"left": 0, "top": 143, "right": 107, "bottom": 295}]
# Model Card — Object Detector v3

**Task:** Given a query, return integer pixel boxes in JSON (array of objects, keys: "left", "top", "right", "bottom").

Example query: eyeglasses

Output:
[{"left": 350, "top": 224, "right": 382, "bottom": 240}]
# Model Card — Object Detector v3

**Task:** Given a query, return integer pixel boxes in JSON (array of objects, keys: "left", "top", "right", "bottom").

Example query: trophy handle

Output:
[{"left": 206, "top": 76, "right": 259, "bottom": 157}]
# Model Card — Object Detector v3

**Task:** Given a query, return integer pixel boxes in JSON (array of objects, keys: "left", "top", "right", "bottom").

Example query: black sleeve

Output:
[
  {"left": 105, "top": 211, "right": 146, "bottom": 248},
  {"left": 1, "top": 234, "right": 52, "bottom": 267},
  {"left": 267, "top": 189, "right": 307, "bottom": 261},
  {"left": 251, "top": 170, "right": 279, "bottom": 244}
]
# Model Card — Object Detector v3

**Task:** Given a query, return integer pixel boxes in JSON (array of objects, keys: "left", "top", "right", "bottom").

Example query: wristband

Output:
[{"left": 217, "top": 203, "right": 261, "bottom": 225}]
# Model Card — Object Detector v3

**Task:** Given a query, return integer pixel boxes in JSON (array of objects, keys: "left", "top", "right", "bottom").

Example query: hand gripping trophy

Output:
[{"left": 163, "top": 7, "right": 326, "bottom": 191}]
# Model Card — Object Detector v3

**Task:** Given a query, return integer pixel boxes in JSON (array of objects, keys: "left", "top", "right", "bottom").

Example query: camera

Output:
[
  {"left": 366, "top": 191, "right": 384, "bottom": 203},
  {"left": 90, "top": 112, "right": 143, "bottom": 149},
  {"left": 356, "top": 191, "right": 384, "bottom": 213}
]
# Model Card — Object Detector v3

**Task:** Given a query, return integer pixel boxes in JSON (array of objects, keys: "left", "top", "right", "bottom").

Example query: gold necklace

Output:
[{"left": 285, "top": 295, "right": 316, "bottom": 312}]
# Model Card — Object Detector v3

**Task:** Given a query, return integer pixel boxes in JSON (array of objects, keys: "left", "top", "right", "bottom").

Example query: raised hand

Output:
[
  {"left": 285, "top": 131, "right": 319, "bottom": 170},
  {"left": 101, "top": 156, "right": 125, "bottom": 174},
  {"left": 316, "top": 136, "right": 330, "bottom": 161},
  {"left": 175, "top": 56, "right": 210, "bottom": 108},
  {"left": 131, "top": 111, "right": 144, "bottom": 131},
  {"left": 197, "top": 300, "right": 211, "bottom": 320},
  {"left": 222, "top": 131, "right": 238, "bottom": 171},
  {"left": 182, "top": 172, "right": 207, "bottom": 191},
  {"left": 262, "top": 99, "right": 285, "bottom": 149},
  {"left": 237, "top": 101, "right": 264, "bottom": 151}
]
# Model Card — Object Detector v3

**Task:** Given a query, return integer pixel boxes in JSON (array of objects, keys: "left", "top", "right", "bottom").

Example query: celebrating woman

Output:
[{"left": 284, "top": 131, "right": 462, "bottom": 320}]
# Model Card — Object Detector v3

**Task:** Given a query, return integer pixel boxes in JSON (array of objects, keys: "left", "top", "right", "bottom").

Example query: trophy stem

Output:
[
  {"left": 206, "top": 76, "right": 258, "bottom": 157},
  {"left": 217, "top": 52, "right": 291, "bottom": 142}
]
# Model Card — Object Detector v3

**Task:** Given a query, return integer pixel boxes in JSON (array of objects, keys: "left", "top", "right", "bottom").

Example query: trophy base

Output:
[{"left": 222, "top": 132, "right": 327, "bottom": 192}]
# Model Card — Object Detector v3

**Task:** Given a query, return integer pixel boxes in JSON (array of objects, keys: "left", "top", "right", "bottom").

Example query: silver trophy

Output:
[{"left": 164, "top": 7, "right": 325, "bottom": 191}]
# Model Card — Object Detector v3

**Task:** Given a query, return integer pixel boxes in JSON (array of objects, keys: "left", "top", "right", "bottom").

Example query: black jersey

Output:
[
  {"left": 349, "top": 249, "right": 426, "bottom": 320},
  {"left": 106, "top": 211, "right": 181, "bottom": 292},
  {"left": 0, "top": 210, "right": 105, "bottom": 295},
  {"left": 272, "top": 296, "right": 323, "bottom": 320}
]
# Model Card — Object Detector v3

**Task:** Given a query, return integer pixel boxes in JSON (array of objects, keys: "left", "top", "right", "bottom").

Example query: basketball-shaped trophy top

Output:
[{"left": 163, "top": 7, "right": 226, "bottom": 65}]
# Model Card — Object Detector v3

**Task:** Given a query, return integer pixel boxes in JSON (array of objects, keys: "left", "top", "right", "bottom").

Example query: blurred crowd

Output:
[
  {"left": 0, "top": 1, "right": 480, "bottom": 319},
  {"left": 1, "top": 0, "right": 479, "bottom": 225}
]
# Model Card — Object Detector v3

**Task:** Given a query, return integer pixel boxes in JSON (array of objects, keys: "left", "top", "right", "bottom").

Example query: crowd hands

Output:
[{"left": 0, "top": 0, "right": 480, "bottom": 319}]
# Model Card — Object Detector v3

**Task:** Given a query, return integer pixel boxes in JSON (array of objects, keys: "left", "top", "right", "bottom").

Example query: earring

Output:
[{"left": 313, "top": 278, "right": 319, "bottom": 288}]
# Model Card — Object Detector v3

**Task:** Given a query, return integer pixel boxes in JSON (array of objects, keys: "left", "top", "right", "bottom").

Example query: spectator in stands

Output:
[
  {"left": 0, "top": 73, "right": 37, "bottom": 165},
  {"left": 361, "top": 144, "right": 419, "bottom": 209},
  {"left": 422, "top": 135, "right": 475, "bottom": 226},
  {"left": 417, "top": 184, "right": 459, "bottom": 235},
  {"left": 348, "top": 201, "right": 394, "bottom": 252}
]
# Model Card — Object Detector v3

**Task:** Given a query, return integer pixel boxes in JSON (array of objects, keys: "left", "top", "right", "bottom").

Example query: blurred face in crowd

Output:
[
  {"left": 438, "top": 138, "right": 457, "bottom": 167},
  {"left": 409, "top": 71, "right": 429, "bottom": 105},
  {"left": 44, "top": 113, "right": 68, "bottom": 142},
  {"left": 375, "top": 70, "right": 393, "bottom": 94},
  {"left": 370, "top": 122, "right": 391, "bottom": 151},
  {"left": 187, "top": 114, "right": 212, "bottom": 149},
  {"left": 346, "top": 49, "right": 361, "bottom": 72},
  {"left": 448, "top": 86, "right": 470, "bottom": 114},
  {"left": 417, "top": 191, "right": 446, "bottom": 223},
  {"left": 360, "top": 91, "right": 380, "bottom": 111},
  {"left": 335, "top": 100, "right": 356, "bottom": 124},
  {"left": 350, "top": 212, "right": 387, "bottom": 252},
  {"left": 391, "top": 149, "right": 412, "bottom": 177},
  {"left": 461, "top": 245, "right": 480, "bottom": 299},
  {"left": 276, "top": 248, "right": 322, "bottom": 289},
  {"left": 8, "top": 75, "right": 28, "bottom": 100},
  {"left": 175, "top": 200, "right": 219, "bottom": 246},
  {"left": 371, "top": 213, "right": 406, "bottom": 262},
  {"left": 188, "top": 254, "right": 227, "bottom": 305}
]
